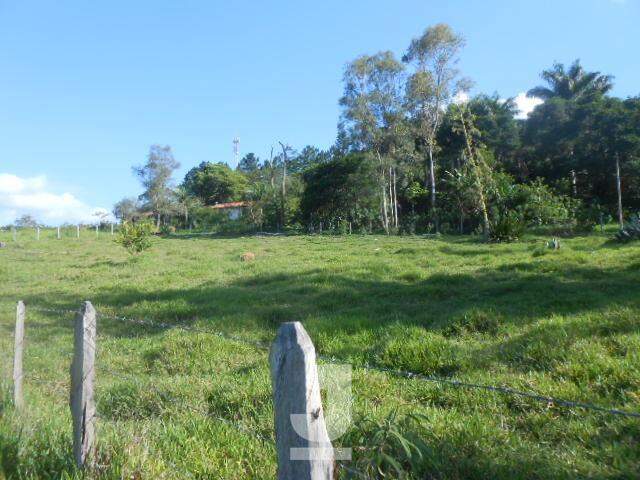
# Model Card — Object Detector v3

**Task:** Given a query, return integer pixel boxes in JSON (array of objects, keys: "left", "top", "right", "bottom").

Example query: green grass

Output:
[{"left": 0, "top": 229, "right": 639, "bottom": 478}]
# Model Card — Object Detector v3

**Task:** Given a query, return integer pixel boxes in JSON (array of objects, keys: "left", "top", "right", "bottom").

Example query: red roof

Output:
[{"left": 209, "top": 201, "right": 249, "bottom": 209}]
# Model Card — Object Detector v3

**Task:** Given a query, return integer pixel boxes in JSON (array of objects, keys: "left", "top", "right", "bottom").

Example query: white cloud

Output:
[
  {"left": 0, "top": 173, "right": 114, "bottom": 225},
  {"left": 512, "top": 92, "right": 543, "bottom": 119},
  {"left": 453, "top": 91, "right": 470, "bottom": 105}
]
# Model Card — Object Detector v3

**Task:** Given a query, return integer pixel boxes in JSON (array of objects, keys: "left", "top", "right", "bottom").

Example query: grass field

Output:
[{"left": 0, "top": 229, "right": 639, "bottom": 479}]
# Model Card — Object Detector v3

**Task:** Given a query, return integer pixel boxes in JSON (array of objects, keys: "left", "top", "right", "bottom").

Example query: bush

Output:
[
  {"left": 489, "top": 210, "right": 524, "bottom": 242},
  {"left": 114, "top": 221, "right": 153, "bottom": 255},
  {"left": 615, "top": 213, "right": 640, "bottom": 243},
  {"left": 159, "top": 225, "right": 176, "bottom": 235},
  {"left": 575, "top": 202, "right": 609, "bottom": 232}
]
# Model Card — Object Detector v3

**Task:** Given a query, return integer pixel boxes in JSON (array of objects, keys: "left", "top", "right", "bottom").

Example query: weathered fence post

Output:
[
  {"left": 270, "top": 322, "right": 334, "bottom": 480},
  {"left": 110, "top": 223, "right": 114, "bottom": 235},
  {"left": 76, "top": 225, "right": 80, "bottom": 238},
  {"left": 95, "top": 225, "right": 98, "bottom": 238},
  {"left": 36, "top": 227, "right": 40, "bottom": 240},
  {"left": 70, "top": 301, "right": 97, "bottom": 470},
  {"left": 57, "top": 226, "right": 61, "bottom": 239},
  {"left": 13, "top": 301, "right": 25, "bottom": 409}
]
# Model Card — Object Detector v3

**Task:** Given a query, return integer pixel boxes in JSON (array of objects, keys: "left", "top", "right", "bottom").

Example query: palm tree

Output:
[
  {"left": 527, "top": 60, "right": 613, "bottom": 101},
  {"left": 174, "top": 187, "right": 202, "bottom": 228}
]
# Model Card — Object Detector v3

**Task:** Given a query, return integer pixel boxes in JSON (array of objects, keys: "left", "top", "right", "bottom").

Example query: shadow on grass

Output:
[{"left": 14, "top": 261, "right": 640, "bottom": 354}]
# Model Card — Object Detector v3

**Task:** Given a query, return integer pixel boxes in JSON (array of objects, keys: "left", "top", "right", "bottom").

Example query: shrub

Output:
[
  {"left": 114, "top": 221, "right": 153, "bottom": 255},
  {"left": 345, "top": 410, "right": 436, "bottom": 479},
  {"left": 615, "top": 213, "right": 640, "bottom": 243},
  {"left": 489, "top": 210, "right": 524, "bottom": 242},
  {"left": 513, "top": 179, "right": 576, "bottom": 226},
  {"left": 576, "top": 202, "right": 609, "bottom": 232},
  {"left": 159, "top": 224, "right": 176, "bottom": 235}
]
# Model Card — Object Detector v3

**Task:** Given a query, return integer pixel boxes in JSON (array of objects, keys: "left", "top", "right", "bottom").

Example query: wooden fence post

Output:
[
  {"left": 57, "top": 226, "right": 61, "bottom": 239},
  {"left": 270, "top": 322, "right": 334, "bottom": 480},
  {"left": 13, "top": 301, "right": 25, "bottom": 409},
  {"left": 111, "top": 224, "right": 114, "bottom": 235},
  {"left": 36, "top": 227, "right": 40, "bottom": 240},
  {"left": 70, "top": 301, "right": 97, "bottom": 470},
  {"left": 76, "top": 225, "right": 80, "bottom": 238}
]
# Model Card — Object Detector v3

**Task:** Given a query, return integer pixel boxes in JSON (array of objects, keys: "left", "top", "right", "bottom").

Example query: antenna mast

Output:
[{"left": 233, "top": 136, "right": 240, "bottom": 165}]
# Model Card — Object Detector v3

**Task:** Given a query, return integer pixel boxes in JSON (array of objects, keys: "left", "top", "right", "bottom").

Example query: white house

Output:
[{"left": 209, "top": 201, "right": 249, "bottom": 220}]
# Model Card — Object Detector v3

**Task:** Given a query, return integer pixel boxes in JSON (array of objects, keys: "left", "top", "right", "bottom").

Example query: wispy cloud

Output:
[
  {"left": 512, "top": 92, "right": 543, "bottom": 119},
  {"left": 0, "top": 173, "right": 114, "bottom": 225}
]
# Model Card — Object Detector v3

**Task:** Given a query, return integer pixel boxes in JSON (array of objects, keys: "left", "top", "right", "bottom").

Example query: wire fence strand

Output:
[{"left": 5, "top": 303, "right": 640, "bottom": 419}]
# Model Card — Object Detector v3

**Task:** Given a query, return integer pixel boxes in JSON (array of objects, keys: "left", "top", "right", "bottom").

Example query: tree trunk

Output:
[
  {"left": 459, "top": 108, "right": 490, "bottom": 241},
  {"left": 281, "top": 148, "right": 287, "bottom": 229},
  {"left": 616, "top": 155, "right": 624, "bottom": 229},
  {"left": 428, "top": 143, "right": 438, "bottom": 232},
  {"left": 376, "top": 150, "right": 389, "bottom": 234},
  {"left": 570, "top": 169, "right": 578, "bottom": 197},
  {"left": 388, "top": 167, "right": 395, "bottom": 229},
  {"left": 392, "top": 167, "right": 399, "bottom": 229}
]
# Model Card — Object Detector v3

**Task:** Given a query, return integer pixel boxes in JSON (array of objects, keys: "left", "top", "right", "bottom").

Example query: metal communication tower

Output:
[{"left": 233, "top": 137, "right": 240, "bottom": 165}]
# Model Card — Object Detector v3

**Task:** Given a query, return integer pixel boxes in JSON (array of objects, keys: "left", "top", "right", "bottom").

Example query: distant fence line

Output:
[{"left": 1, "top": 224, "right": 117, "bottom": 241}]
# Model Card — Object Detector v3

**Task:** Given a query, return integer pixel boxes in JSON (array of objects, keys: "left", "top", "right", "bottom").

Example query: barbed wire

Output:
[{"left": 5, "top": 303, "right": 640, "bottom": 419}]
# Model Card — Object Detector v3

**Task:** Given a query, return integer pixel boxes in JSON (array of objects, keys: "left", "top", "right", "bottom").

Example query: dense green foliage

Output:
[
  {"left": 0, "top": 232, "right": 639, "bottom": 478},
  {"left": 183, "top": 161, "right": 249, "bottom": 206},
  {"left": 114, "top": 221, "right": 154, "bottom": 255},
  {"left": 109, "top": 24, "right": 640, "bottom": 240}
]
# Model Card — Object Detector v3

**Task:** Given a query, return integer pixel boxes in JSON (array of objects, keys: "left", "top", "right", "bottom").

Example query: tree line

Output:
[{"left": 114, "top": 23, "right": 640, "bottom": 240}]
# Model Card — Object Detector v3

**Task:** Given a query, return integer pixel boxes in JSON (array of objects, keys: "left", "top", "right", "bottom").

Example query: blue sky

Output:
[{"left": 1, "top": 0, "right": 638, "bottom": 224}]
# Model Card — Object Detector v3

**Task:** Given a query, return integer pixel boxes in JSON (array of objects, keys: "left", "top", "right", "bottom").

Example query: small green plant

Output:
[
  {"left": 159, "top": 224, "right": 176, "bottom": 235},
  {"left": 345, "top": 410, "right": 435, "bottom": 479},
  {"left": 615, "top": 213, "right": 640, "bottom": 243},
  {"left": 114, "top": 221, "right": 153, "bottom": 254}
]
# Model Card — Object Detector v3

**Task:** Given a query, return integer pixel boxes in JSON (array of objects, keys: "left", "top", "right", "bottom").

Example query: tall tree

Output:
[
  {"left": 237, "top": 153, "right": 260, "bottom": 174},
  {"left": 340, "top": 51, "right": 405, "bottom": 233},
  {"left": 133, "top": 145, "right": 180, "bottom": 228},
  {"left": 403, "top": 23, "right": 467, "bottom": 231},
  {"left": 290, "top": 146, "right": 330, "bottom": 173},
  {"left": 14, "top": 214, "right": 38, "bottom": 228},
  {"left": 278, "top": 142, "right": 295, "bottom": 229},
  {"left": 574, "top": 96, "right": 640, "bottom": 227},
  {"left": 174, "top": 186, "right": 203, "bottom": 228},
  {"left": 113, "top": 197, "right": 140, "bottom": 222},
  {"left": 452, "top": 102, "right": 491, "bottom": 240},
  {"left": 527, "top": 60, "right": 613, "bottom": 102},
  {"left": 524, "top": 61, "right": 618, "bottom": 201},
  {"left": 182, "top": 162, "right": 248, "bottom": 206}
]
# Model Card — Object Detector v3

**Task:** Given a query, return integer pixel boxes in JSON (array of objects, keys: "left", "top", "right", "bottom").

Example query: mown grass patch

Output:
[{"left": 0, "top": 230, "right": 638, "bottom": 478}]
